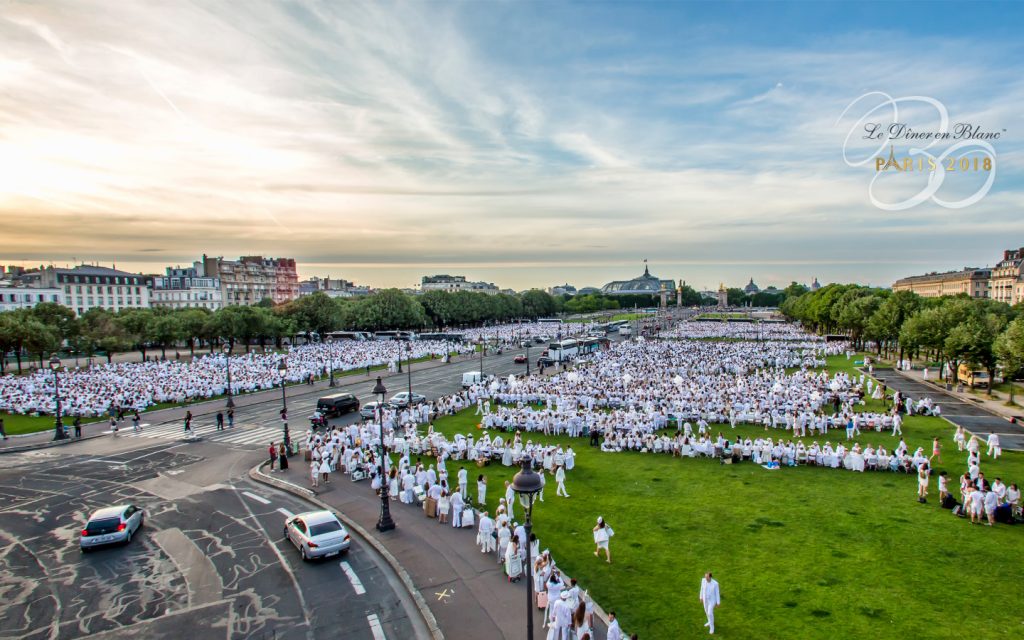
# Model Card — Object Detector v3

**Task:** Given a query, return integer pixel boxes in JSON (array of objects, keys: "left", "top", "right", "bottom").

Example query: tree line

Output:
[
  {"left": 781, "top": 284, "right": 1024, "bottom": 393},
  {"left": 0, "top": 289, "right": 571, "bottom": 372}
]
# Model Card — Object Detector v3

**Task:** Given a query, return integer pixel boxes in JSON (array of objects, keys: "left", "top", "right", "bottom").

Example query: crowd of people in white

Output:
[
  {"left": 659, "top": 320, "right": 819, "bottom": 341},
  {"left": 0, "top": 340, "right": 473, "bottom": 417}
]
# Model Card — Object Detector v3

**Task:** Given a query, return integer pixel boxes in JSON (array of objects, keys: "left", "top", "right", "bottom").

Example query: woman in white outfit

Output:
[{"left": 592, "top": 516, "right": 612, "bottom": 564}]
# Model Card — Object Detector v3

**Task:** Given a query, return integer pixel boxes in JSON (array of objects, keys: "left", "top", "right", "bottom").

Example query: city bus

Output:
[
  {"left": 326, "top": 331, "right": 372, "bottom": 341},
  {"left": 537, "top": 318, "right": 564, "bottom": 324},
  {"left": 579, "top": 338, "right": 601, "bottom": 355},
  {"left": 548, "top": 339, "right": 579, "bottom": 362}
]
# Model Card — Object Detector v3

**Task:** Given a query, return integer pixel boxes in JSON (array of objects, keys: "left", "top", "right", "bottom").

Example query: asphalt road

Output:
[
  {"left": 0, "top": 341, "right": 575, "bottom": 640},
  {"left": 871, "top": 368, "right": 1024, "bottom": 451},
  {"left": 0, "top": 442, "right": 424, "bottom": 640}
]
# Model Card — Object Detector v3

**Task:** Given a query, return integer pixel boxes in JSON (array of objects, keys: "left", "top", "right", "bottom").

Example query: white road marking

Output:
[
  {"left": 340, "top": 561, "right": 366, "bottom": 595},
  {"left": 366, "top": 613, "right": 387, "bottom": 640},
  {"left": 277, "top": 507, "right": 294, "bottom": 518},
  {"left": 242, "top": 491, "right": 271, "bottom": 505}
]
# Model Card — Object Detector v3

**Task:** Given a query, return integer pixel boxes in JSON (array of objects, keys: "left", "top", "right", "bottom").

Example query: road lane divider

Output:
[
  {"left": 366, "top": 613, "right": 387, "bottom": 640},
  {"left": 242, "top": 491, "right": 271, "bottom": 505},
  {"left": 340, "top": 561, "right": 367, "bottom": 595},
  {"left": 277, "top": 507, "right": 294, "bottom": 518}
]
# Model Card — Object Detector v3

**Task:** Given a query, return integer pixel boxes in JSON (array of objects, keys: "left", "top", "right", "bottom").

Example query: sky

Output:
[{"left": 1, "top": 0, "right": 1023, "bottom": 292}]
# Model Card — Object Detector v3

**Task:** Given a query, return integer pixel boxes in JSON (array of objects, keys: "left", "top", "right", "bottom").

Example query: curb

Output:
[{"left": 249, "top": 461, "right": 444, "bottom": 640}]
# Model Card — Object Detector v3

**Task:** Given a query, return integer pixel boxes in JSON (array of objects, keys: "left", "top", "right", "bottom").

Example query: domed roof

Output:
[{"left": 601, "top": 264, "right": 674, "bottom": 294}]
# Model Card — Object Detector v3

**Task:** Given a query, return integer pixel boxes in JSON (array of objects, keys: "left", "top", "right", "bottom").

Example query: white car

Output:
[
  {"left": 283, "top": 510, "right": 351, "bottom": 560},
  {"left": 80, "top": 504, "right": 144, "bottom": 550}
]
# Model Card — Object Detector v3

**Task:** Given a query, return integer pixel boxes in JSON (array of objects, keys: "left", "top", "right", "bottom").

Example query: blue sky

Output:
[{"left": 1, "top": 0, "right": 1022, "bottom": 291}]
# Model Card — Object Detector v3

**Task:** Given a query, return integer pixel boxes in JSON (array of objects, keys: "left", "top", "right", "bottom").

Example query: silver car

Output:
[
  {"left": 389, "top": 391, "right": 426, "bottom": 408},
  {"left": 283, "top": 510, "right": 351, "bottom": 560},
  {"left": 360, "top": 401, "right": 386, "bottom": 419},
  {"left": 80, "top": 504, "right": 144, "bottom": 550}
]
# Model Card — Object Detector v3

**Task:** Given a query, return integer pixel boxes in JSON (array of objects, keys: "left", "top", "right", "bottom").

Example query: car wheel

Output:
[
  {"left": 125, "top": 529, "right": 132, "bottom": 545},
  {"left": 300, "top": 546, "right": 308, "bottom": 562}
]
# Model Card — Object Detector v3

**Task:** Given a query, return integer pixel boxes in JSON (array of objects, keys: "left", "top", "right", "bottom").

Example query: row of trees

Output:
[
  {"left": 781, "top": 284, "right": 1024, "bottom": 393},
  {"left": 0, "top": 289, "right": 572, "bottom": 372}
]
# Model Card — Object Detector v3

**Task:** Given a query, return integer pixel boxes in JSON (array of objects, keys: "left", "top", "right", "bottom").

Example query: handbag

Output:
[{"left": 606, "top": 525, "right": 615, "bottom": 538}]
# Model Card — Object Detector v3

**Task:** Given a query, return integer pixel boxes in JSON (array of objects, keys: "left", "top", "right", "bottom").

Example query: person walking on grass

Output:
[
  {"left": 593, "top": 516, "right": 612, "bottom": 564},
  {"left": 700, "top": 571, "right": 721, "bottom": 635},
  {"left": 931, "top": 437, "right": 942, "bottom": 463},
  {"left": 917, "top": 462, "right": 930, "bottom": 503}
]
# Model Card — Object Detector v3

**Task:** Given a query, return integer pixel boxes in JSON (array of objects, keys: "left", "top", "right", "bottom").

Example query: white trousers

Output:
[
  {"left": 704, "top": 603, "right": 715, "bottom": 633},
  {"left": 557, "top": 481, "right": 568, "bottom": 497}
]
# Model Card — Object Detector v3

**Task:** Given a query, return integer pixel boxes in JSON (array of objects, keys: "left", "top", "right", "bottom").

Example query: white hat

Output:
[
  {"left": 597, "top": 516, "right": 604, "bottom": 524},
  {"left": 560, "top": 590, "right": 569, "bottom": 600}
]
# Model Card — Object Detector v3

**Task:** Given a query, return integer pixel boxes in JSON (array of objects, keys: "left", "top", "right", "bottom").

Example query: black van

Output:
[{"left": 316, "top": 393, "right": 360, "bottom": 417}]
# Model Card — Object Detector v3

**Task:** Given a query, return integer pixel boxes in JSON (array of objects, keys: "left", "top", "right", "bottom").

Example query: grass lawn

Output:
[
  {"left": 420, "top": 357, "right": 1024, "bottom": 639},
  {"left": 0, "top": 413, "right": 105, "bottom": 436}
]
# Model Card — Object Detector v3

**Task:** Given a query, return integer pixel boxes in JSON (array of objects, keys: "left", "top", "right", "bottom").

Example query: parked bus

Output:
[
  {"left": 326, "top": 331, "right": 372, "bottom": 342},
  {"left": 374, "top": 331, "right": 417, "bottom": 341},
  {"left": 418, "top": 332, "right": 464, "bottom": 343},
  {"left": 579, "top": 338, "right": 601, "bottom": 355},
  {"left": 548, "top": 339, "right": 579, "bottom": 362},
  {"left": 537, "top": 318, "right": 564, "bottom": 324}
]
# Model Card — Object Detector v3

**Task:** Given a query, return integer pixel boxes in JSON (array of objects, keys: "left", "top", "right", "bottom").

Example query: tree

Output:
[
  {"left": 149, "top": 313, "right": 184, "bottom": 359},
  {"left": 30, "top": 302, "right": 78, "bottom": 344},
  {"left": 0, "top": 312, "right": 23, "bottom": 373},
  {"left": 867, "top": 290, "right": 919, "bottom": 357},
  {"left": 945, "top": 310, "right": 1006, "bottom": 393},
  {"left": 117, "top": 308, "right": 155, "bottom": 360},
  {"left": 520, "top": 290, "right": 557, "bottom": 319},
  {"left": 177, "top": 308, "right": 212, "bottom": 355},
  {"left": 280, "top": 292, "right": 344, "bottom": 338},
  {"left": 345, "top": 289, "right": 426, "bottom": 331},
  {"left": 995, "top": 317, "right": 1024, "bottom": 404}
]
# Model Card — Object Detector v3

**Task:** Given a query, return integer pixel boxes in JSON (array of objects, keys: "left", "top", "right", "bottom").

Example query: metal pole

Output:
[
  {"left": 526, "top": 344, "right": 530, "bottom": 376},
  {"left": 524, "top": 498, "right": 535, "bottom": 640},
  {"left": 480, "top": 342, "right": 484, "bottom": 378},
  {"left": 225, "top": 351, "right": 235, "bottom": 408},
  {"left": 376, "top": 398, "right": 396, "bottom": 531},
  {"left": 52, "top": 367, "right": 65, "bottom": 441},
  {"left": 397, "top": 341, "right": 402, "bottom": 373},
  {"left": 407, "top": 346, "right": 413, "bottom": 399}
]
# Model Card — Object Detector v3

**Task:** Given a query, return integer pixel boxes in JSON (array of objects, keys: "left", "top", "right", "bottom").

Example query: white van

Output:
[
  {"left": 462, "top": 371, "right": 483, "bottom": 388},
  {"left": 619, "top": 326, "right": 633, "bottom": 337}
]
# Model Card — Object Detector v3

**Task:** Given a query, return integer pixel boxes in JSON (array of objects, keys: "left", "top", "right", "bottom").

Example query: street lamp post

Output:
[
  {"left": 397, "top": 341, "right": 402, "bottom": 373},
  {"left": 49, "top": 355, "right": 66, "bottom": 441},
  {"left": 278, "top": 359, "right": 290, "bottom": 455},
  {"left": 406, "top": 343, "right": 413, "bottom": 400},
  {"left": 223, "top": 343, "right": 235, "bottom": 408},
  {"left": 512, "top": 458, "right": 543, "bottom": 640},
  {"left": 525, "top": 343, "right": 531, "bottom": 376},
  {"left": 373, "top": 377, "right": 396, "bottom": 532},
  {"left": 476, "top": 337, "right": 484, "bottom": 378},
  {"left": 329, "top": 358, "right": 336, "bottom": 387}
]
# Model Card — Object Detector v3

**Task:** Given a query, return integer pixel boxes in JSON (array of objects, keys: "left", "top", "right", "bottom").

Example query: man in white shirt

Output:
[
  {"left": 606, "top": 611, "right": 622, "bottom": 640},
  {"left": 457, "top": 467, "right": 468, "bottom": 499},
  {"left": 700, "top": 571, "right": 721, "bottom": 634}
]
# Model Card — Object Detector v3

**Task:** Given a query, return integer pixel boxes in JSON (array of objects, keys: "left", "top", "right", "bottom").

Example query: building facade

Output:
[
  {"left": 421, "top": 275, "right": 499, "bottom": 295},
  {"left": 298, "top": 276, "right": 368, "bottom": 299},
  {"left": 152, "top": 264, "right": 223, "bottom": 310},
  {"left": 202, "top": 255, "right": 299, "bottom": 306},
  {"left": 990, "top": 248, "right": 1024, "bottom": 305},
  {"left": 31, "top": 265, "right": 153, "bottom": 316},
  {"left": 0, "top": 285, "right": 63, "bottom": 312},
  {"left": 892, "top": 268, "right": 992, "bottom": 299}
]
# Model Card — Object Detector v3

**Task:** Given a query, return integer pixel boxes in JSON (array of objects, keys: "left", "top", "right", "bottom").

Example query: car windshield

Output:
[
  {"left": 85, "top": 517, "right": 122, "bottom": 534},
  {"left": 308, "top": 521, "right": 343, "bottom": 537}
]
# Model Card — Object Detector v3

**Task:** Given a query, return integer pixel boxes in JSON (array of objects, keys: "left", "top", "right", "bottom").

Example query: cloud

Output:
[{"left": 0, "top": 2, "right": 1021, "bottom": 290}]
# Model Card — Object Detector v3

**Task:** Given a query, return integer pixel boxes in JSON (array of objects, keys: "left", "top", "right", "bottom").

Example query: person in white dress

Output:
[
  {"left": 477, "top": 474, "right": 487, "bottom": 505},
  {"left": 699, "top": 572, "right": 721, "bottom": 634},
  {"left": 592, "top": 517, "right": 612, "bottom": 563},
  {"left": 986, "top": 433, "right": 1002, "bottom": 459}
]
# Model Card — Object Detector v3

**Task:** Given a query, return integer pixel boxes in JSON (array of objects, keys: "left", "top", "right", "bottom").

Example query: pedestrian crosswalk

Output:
[{"left": 116, "top": 421, "right": 287, "bottom": 448}]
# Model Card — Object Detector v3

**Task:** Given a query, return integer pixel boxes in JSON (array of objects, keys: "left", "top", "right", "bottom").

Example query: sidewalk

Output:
[
  {"left": 252, "top": 463, "right": 612, "bottom": 640},
  {"left": 0, "top": 355, "right": 459, "bottom": 453}
]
